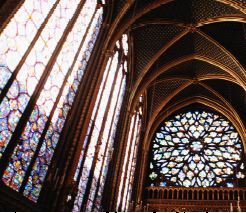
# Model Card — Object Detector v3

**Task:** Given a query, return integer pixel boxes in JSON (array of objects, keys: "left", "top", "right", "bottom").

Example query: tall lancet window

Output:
[
  {"left": 0, "top": 0, "right": 104, "bottom": 202},
  {"left": 117, "top": 96, "right": 143, "bottom": 211},
  {"left": 73, "top": 35, "right": 128, "bottom": 211}
]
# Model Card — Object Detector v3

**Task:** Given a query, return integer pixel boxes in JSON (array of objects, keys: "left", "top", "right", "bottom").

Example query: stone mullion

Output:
[
  {"left": 124, "top": 117, "right": 140, "bottom": 210},
  {"left": 74, "top": 52, "right": 113, "bottom": 189},
  {"left": 105, "top": 32, "right": 133, "bottom": 211},
  {"left": 111, "top": 95, "right": 133, "bottom": 211},
  {"left": 102, "top": 87, "right": 132, "bottom": 211},
  {"left": 132, "top": 124, "right": 145, "bottom": 205},
  {"left": 49, "top": 18, "right": 110, "bottom": 212},
  {"left": 67, "top": 50, "right": 113, "bottom": 183},
  {"left": 0, "top": 0, "right": 61, "bottom": 104},
  {"left": 91, "top": 73, "right": 125, "bottom": 211},
  {"left": 37, "top": 7, "right": 100, "bottom": 200},
  {"left": 19, "top": 7, "right": 98, "bottom": 195},
  {"left": 124, "top": 34, "right": 137, "bottom": 209},
  {"left": 118, "top": 113, "right": 137, "bottom": 211},
  {"left": 80, "top": 51, "right": 123, "bottom": 211},
  {"left": 0, "top": 0, "right": 86, "bottom": 178},
  {"left": 53, "top": 50, "right": 107, "bottom": 210},
  {"left": 72, "top": 56, "right": 114, "bottom": 209},
  {"left": 110, "top": 112, "right": 132, "bottom": 211}
]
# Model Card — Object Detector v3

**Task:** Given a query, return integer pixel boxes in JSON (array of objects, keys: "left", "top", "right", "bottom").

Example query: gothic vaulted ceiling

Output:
[{"left": 111, "top": 0, "right": 246, "bottom": 131}]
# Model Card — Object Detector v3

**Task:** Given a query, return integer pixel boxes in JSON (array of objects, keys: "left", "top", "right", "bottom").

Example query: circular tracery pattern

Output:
[{"left": 149, "top": 111, "right": 245, "bottom": 188}]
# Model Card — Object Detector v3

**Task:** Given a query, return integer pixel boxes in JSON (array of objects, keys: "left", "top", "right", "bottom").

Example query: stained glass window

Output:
[
  {"left": 0, "top": 0, "right": 57, "bottom": 94},
  {"left": 73, "top": 34, "right": 128, "bottom": 212},
  {"left": 0, "top": 0, "right": 104, "bottom": 203},
  {"left": 117, "top": 96, "right": 143, "bottom": 211},
  {"left": 0, "top": 0, "right": 82, "bottom": 159},
  {"left": 148, "top": 110, "right": 245, "bottom": 188}
]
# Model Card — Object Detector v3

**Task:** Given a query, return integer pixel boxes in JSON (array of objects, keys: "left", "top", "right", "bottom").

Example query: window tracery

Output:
[
  {"left": 73, "top": 34, "right": 128, "bottom": 212},
  {"left": 117, "top": 96, "right": 143, "bottom": 211},
  {"left": 0, "top": 0, "right": 104, "bottom": 203},
  {"left": 149, "top": 110, "right": 245, "bottom": 188}
]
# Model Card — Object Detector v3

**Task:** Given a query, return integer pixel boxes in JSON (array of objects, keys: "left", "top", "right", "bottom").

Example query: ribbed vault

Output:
[{"left": 109, "top": 0, "right": 246, "bottom": 123}]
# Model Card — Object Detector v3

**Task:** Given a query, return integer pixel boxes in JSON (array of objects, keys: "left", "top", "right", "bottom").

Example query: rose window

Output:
[{"left": 148, "top": 111, "right": 245, "bottom": 187}]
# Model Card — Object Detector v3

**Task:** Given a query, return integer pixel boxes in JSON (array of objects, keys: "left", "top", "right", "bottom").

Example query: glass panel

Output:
[
  {"left": 72, "top": 54, "right": 113, "bottom": 211},
  {"left": 73, "top": 34, "right": 129, "bottom": 211},
  {"left": 22, "top": 7, "right": 103, "bottom": 202},
  {"left": 87, "top": 67, "right": 124, "bottom": 211},
  {"left": 93, "top": 75, "right": 126, "bottom": 211},
  {"left": 2, "top": 0, "right": 96, "bottom": 192},
  {"left": 122, "top": 114, "right": 140, "bottom": 211},
  {"left": 148, "top": 110, "right": 244, "bottom": 188},
  {"left": 0, "top": 0, "right": 81, "bottom": 159},
  {"left": 73, "top": 52, "right": 119, "bottom": 211},
  {"left": 125, "top": 119, "right": 141, "bottom": 211},
  {"left": 74, "top": 49, "right": 112, "bottom": 183},
  {"left": 0, "top": 0, "right": 57, "bottom": 93},
  {"left": 117, "top": 114, "right": 135, "bottom": 210}
]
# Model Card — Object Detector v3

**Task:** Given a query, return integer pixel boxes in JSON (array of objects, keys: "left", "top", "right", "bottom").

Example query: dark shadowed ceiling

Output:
[{"left": 111, "top": 0, "right": 246, "bottom": 128}]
